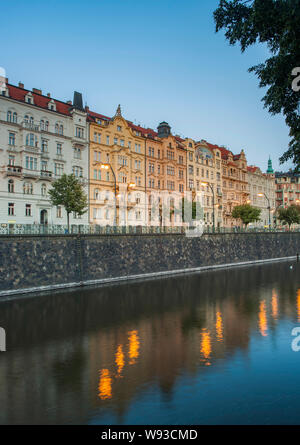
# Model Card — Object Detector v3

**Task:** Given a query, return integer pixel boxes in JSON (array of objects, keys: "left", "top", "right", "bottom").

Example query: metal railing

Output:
[{"left": 0, "top": 223, "right": 299, "bottom": 236}]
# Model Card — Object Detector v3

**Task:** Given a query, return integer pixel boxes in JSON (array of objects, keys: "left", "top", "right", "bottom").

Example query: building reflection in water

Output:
[
  {"left": 297, "top": 289, "right": 300, "bottom": 322},
  {"left": 271, "top": 290, "right": 279, "bottom": 320},
  {"left": 128, "top": 330, "right": 140, "bottom": 365},
  {"left": 115, "top": 345, "right": 125, "bottom": 377},
  {"left": 0, "top": 261, "right": 299, "bottom": 424},
  {"left": 200, "top": 329, "right": 211, "bottom": 366},
  {"left": 98, "top": 369, "right": 112, "bottom": 400},
  {"left": 215, "top": 311, "right": 223, "bottom": 342},
  {"left": 258, "top": 300, "right": 268, "bottom": 337}
]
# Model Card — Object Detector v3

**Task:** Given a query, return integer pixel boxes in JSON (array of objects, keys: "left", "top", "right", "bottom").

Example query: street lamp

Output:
[
  {"left": 201, "top": 181, "right": 215, "bottom": 232},
  {"left": 258, "top": 192, "right": 271, "bottom": 228},
  {"left": 100, "top": 163, "right": 117, "bottom": 226}
]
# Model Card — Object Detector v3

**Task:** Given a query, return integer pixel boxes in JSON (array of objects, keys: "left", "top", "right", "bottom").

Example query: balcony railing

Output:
[
  {"left": 40, "top": 170, "right": 53, "bottom": 179},
  {"left": 22, "top": 121, "right": 40, "bottom": 131},
  {"left": 5, "top": 165, "right": 22, "bottom": 176}
]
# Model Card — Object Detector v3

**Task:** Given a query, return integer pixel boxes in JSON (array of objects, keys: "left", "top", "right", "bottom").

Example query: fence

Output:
[{"left": 0, "top": 223, "right": 298, "bottom": 236}]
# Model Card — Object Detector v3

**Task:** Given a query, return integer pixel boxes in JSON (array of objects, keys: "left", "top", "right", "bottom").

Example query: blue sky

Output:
[{"left": 1, "top": 0, "right": 292, "bottom": 171}]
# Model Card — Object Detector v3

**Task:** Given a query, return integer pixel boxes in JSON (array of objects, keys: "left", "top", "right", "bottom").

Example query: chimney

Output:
[
  {"left": 18, "top": 82, "right": 24, "bottom": 89},
  {"left": 66, "top": 100, "right": 72, "bottom": 105},
  {"left": 47, "top": 93, "right": 51, "bottom": 98},
  {"left": 85, "top": 105, "right": 89, "bottom": 112},
  {"left": 32, "top": 88, "right": 42, "bottom": 95},
  {"left": 5, "top": 77, "right": 8, "bottom": 84}
]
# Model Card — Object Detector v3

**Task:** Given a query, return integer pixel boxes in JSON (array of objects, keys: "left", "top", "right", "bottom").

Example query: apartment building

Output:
[
  {"left": 88, "top": 105, "right": 146, "bottom": 225},
  {"left": 247, "top": 158, "right": 276, "bottom": 227},
  {"left": 0, "top": 80, "right": 88, "bottom": 225},
  {"left": 275, "top": 171, "right": 300, "bottom": 209},
  {"left": 185, "top": 139, "right": 223, "bottom": 228},
  {"left": 212, "top": 146, "right": 249, "bottom": 228}
]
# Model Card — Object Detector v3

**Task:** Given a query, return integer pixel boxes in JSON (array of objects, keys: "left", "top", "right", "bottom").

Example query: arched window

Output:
[
  {"left": 13, "top": 112, "right": 17, "bottom": 123},
  {"left": 55, "top": 123, "right": 59, "bottom": 134},
  {"left": 40, "top": 119, "right": 44, "bottom": 130},
  {"left": 8, "top": 179, "right": 14, "bottom": 193},
  {"left": 41, "top": 183, "right": 47, "bottom": 196},
  {"left": 45, "top": 121, "right": 49, "bottom": 131},
  {"left": 59, "top": 124, "right": 63, "bottom": 135},
  {"left": 23, "top": 182, "right": 33, "bottom": 195},
  {"left": 7, "top": 111, "right": 12, "bottom": 122},
  {"left": 24, "top": 114, "right": 29, "bottom": 123}
]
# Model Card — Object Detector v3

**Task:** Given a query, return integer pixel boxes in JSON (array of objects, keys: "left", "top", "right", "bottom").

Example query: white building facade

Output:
[
  {"left": 247, "top": 160, "right": 276, "bottom": 227},
  {"left": 0, "top": 81, "right": 89, "bottom": 226}
]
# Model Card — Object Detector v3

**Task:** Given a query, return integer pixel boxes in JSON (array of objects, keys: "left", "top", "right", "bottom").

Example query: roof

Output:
[
  {"left": 6, "top": 84, "right": 72, "bottom": 116},
  {"left": 247, "top": 166, "right": 258, "bottom": 173}
]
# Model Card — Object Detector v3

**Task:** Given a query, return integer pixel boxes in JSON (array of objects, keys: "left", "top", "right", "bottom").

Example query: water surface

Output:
[{"left": 0, "top": 261, "right": 300, "bottom": 425}]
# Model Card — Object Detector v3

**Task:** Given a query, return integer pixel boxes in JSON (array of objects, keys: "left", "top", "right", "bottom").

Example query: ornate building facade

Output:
[
  {"left": 215, "top": 146, "right": 249, "bottom": 228},
  {"left": 247, "top": 158, "right": 276, "bottom": 227},
  {"left": 275, "top": 171, "right": 300, "bottom": 210},
  {"left": 0, "top": 80, "right": 88, "bottom": 225}
]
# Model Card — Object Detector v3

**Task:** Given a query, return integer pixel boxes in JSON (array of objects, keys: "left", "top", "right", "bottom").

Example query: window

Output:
[
  {"left": 114, "top": 137, "right": 118, "bottom": 145},
  {"left": 57, "top": 143, "right": 62, "bottom": 155},
  {"left": 23, "top": 182, "right": 33, "bottom": 194},
  {"left": 54, "top": 163, "right": 64, "bottom": 176},
  {"left": 148, "top": 147, "right": 154, "bottom": 157},
  {"left": 94, "top": 189, "right": 99, "bottom": 200},
  {"left": 117, "top": 125, "right": 122, "bottom": 132},
  {"left": 120, "top": 139, "right": 124, "bottom": 147},
  {"left": 118, "top": 172, "right": 127, "bottom": 183},
  {"left": 25, "top": 204, "right": 32, "bottom": 216},
  {"left": 73, "top": 147, "right": 81, "bottom": 159},
  {"left": 135, "top": 143, "right": 141, "bottom": 153},
  {"left": 26, "top": 133, "right": 37, "bottom": 147},
  {"left": 8, "top": 155, "right": 15, "bottom": 166},
  {"left": 25, "top": 156, "right": 37, "bottom": 170},
  {"left": 189, "top": 152, "right": 193, "bottom": 161},
  {"left": 135, "top": 160, "right": 141, "bottom": 170},
  {"left": 9, "top": 132, "right": 15, "bottom": 146},
  {"left": 7, "top": 111, "right": 12, "bottom": 122},
  {"left": 56, "top": 206, "right": 62, "bottom": 218},
  {"left": 13, "top": 112, "right": 17, "bottom": 123},
  {"left": 8, "top": 180, "right": 14, "bottom": 193},
  {"left": 41, "top": 184, "right": 47, "bottom": 196},
  {"left": 179, "top": 184, "right": 184, "bottom": 193},
  {"left": 76, "top": 127, "right": 84, "bottom": 138},
  {"left": 41, "top": 139, "right": 48, "bottom": 152},
  {"left": 59, "top": 124, "right": 63, "bottom": 135},
  {"left": 72, "top": 166, "right": 83, "bottom": 177},
  {"left": 179, "top": 169, "right": 184, "bottom": 179},
  {"left": 106, "top": 135, "right": 110, "bottom": 145},
  {"left": 8, "top": 203, "right": 14, "bottom": 216},
  {"left": 55, "top": 123, "right": 59, "bottom": 134}
]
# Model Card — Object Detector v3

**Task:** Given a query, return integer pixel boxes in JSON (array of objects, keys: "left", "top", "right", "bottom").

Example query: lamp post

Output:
[
  {"left": 258, "top": 192, "right": 271, "bottom": 228},
  {"left": 101, "top": 163, "right": 117, "bottom": 226},
  {"left": 201, "top": 181, "right": 215, "bottom": 232}
]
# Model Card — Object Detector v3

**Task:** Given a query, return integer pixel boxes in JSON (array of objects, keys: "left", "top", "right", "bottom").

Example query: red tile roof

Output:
[
  {"left": 7, "top": 84, "right": 72, "bottom": 115},
  {"left": 247, "top": 166, "right": 258, "bottom": 173}
]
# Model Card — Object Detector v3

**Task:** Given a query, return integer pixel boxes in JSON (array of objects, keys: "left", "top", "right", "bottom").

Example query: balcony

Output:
[
  {"left": 22, "top": 121, "right": 40, "bottom": 132},
  {"left": 5, "top": 165, "right": 22, "bottom": 176},
  {"left": 40, "top": 170, "right": 53, "bottom": 180}
]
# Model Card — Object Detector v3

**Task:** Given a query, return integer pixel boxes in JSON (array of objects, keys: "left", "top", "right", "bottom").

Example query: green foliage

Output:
[
  {"left": 277, "top": 204, "right": 300, "bottom": 227},
  {"left": 232, "top": 203, "right": 261, "bottom": 226},
  {"left": 214, "top": 0, "right": 300, "bottom": 169},
  {"left": 48, "top": 174, "right": 88, "bottom": 228}
]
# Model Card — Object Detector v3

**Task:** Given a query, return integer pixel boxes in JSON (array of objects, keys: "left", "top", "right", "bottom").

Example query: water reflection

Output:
[{"left": 0, "top": 261, "right": 300, "bottom": 424}]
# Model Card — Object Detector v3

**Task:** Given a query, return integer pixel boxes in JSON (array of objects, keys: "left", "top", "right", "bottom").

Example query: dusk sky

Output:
[{"left": 1, "top": 0, "right": 292, "bottom": 171}]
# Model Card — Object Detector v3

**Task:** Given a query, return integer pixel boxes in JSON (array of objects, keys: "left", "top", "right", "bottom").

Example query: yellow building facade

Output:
[{"left": 88, "top": 106, "right": 146, "bottom": 226}]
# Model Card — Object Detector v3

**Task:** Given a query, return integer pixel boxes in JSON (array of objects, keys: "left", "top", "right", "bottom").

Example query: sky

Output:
[{"left": 1, "top": 0, "right": 292, "bottom": 172}]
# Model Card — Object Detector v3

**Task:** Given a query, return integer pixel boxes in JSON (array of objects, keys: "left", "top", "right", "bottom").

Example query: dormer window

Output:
[
  {"left": 48, "top": 99, "right": 56, "bottom": 111},
  {"left": 25, "top": 92, "right": 34, "bottom": 105}
]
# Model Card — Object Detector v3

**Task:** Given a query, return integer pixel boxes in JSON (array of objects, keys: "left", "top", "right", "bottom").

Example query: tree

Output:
[
  {"left": 214, "top": 0, "right": 300, "bottom": 169},
  {"left": 48, "top": 174, "right": 88, "bottom": 231},
  {"left": 232, "top": 204, "right": 261, "bottom": 227},
  {"left": 277, "top": 204, "right": 300, "bottom": 229}
]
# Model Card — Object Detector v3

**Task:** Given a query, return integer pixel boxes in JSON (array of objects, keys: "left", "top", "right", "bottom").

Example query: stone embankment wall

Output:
[{"left": 0, "top": 233, "right": 299, "bottom": 296}]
